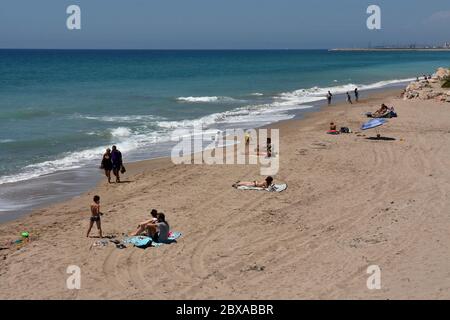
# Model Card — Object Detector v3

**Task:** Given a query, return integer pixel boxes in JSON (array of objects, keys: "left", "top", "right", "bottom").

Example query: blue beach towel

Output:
[
  {"left": 123, "top": 236, "right": 152, "bottom": 248},
  {"left": 151, "top": 231, "right": 182, "bottom": 247},
  {"left": 123, "top": 232, "right": 182, "bottom": 248}
]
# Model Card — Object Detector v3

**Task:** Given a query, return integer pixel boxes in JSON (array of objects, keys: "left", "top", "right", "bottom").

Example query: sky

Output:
[{"left": 0, "top": 0, "right": 449, "bottom": 49}]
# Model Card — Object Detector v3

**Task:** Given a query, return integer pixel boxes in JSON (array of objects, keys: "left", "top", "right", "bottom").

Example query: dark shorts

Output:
[
  {"left": 152, "top": 232, "right": 159, "bottom": 243},
  {"left": 90, "top": 216, "right": 101, "bottom": 222}
]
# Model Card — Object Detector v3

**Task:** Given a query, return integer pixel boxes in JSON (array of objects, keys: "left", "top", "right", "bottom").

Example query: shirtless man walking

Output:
[{"left": 87, "top": 195, "right": 104, "bottom": 238}]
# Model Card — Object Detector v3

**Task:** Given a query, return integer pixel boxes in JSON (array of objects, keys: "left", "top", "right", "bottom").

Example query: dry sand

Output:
[{"left": 1, "top": 88, "right": 450, "bottom": 299}]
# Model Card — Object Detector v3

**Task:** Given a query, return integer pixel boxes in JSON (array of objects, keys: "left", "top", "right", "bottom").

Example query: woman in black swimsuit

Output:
[
  {"left": 233, "top": 176, "right": 274, "bottom": 188},
  {"left": 101, "top": 148, "right": 113, "bottom": 183}
]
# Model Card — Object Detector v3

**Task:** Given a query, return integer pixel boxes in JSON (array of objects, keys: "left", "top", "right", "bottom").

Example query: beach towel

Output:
[
  {"left": 151, "top": 231, "right": 183, "bottom": 247},
  {"left": 235, "top": 183, "right": 288, "bottom": 193},
  {"left": 123, "top": 236, "right": 152, "bottom": 248},
  {"left": 123, "top": 232, "right": 182, "bottom": 248}
]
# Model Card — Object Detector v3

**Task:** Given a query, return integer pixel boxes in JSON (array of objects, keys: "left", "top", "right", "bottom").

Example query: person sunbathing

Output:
[
  {"left": 373, "top": 104, "right": 389, "bottom": 117},
  {"left": 233, "top": 176, "right": 274, "bottom": 188}
]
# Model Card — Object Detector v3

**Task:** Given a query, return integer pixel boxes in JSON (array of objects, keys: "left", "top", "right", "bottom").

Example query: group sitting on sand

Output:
[
  {"left": 131, "top": 210, "right": 170, "bottom": 243},
  {"left": 86, "top": 196, "right": 170, "bottom": 243}
]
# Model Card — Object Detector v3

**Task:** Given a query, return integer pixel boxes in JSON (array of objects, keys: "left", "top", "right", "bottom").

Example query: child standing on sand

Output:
[{"left": 87, "top": 195, "right": 104, "bottom": 238}]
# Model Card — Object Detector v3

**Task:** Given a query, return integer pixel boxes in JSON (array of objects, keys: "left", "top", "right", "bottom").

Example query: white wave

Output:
[
  {"left": 0, "top": 139, "right": 14, "bottom": 143},
  {"left": 250, "top": 92, "right": 264, "bottom": 96},
  {"left": 157, "top": 102, "right": 314, "bottom": 130},
  {"left": 0, "top": 130, "right": 170, "bottom": 185},
  {"left": 81, "top": 114, "right": 163, "bottom": 123},
  {"left": 279, "top": 77, "right": 415, "bottom": 103},
  {"left": 176, "top": 96, "right": 237, "bottom": 103},
  {"left": 110, "top": 127, "right": 132, "bottom": 138},
  {"left": 0, "top": 77, "right": 413, "bottom": 186}
]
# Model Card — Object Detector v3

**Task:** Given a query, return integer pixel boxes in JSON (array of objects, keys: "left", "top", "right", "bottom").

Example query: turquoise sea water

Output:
[{"left": 0, "top": 49, "right": 449, "bottom": 218}]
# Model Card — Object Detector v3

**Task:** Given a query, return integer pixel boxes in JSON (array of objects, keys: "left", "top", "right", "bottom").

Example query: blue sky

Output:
[{"left": 0, "top": 0, "right": 449, "bottom": 49}]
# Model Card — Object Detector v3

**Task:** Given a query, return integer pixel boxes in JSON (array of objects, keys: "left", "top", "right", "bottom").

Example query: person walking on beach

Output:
[
  {"left": 326, "top": 91, "right": 333, "bottom": 105},
  {"left": 111, "top": 145, "right": 123, "bottom": 183},
  {"left": 346, "top": 92, "right": 353, "bottom": 104},
  {"left": 354, "top": 88, "right": 359, "bottom": 102},
  {"left": 101, "top": 148, "right": 113, "bottom": 183},
  {"left": 87, "top": 195, "right": 104, "bottom": 238}
]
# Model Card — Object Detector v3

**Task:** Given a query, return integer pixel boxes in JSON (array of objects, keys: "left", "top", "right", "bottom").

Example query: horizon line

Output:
[{"left": 0, "top": 48, "right": 331, "bottom": 51}]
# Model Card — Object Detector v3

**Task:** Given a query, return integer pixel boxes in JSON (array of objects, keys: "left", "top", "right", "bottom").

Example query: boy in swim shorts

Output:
[{"left": 87, "top": 195, "right": 104, "bottom": 238}]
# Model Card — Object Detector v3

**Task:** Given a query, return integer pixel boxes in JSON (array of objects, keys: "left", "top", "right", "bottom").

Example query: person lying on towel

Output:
[{"left": 233, "top": 176, "right": 273, "bottom": 188}]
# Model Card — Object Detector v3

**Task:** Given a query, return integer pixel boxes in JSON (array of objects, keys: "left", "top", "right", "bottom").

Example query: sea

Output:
[{"left": 1, "top": 49, "right": 450, "bottom": 221}]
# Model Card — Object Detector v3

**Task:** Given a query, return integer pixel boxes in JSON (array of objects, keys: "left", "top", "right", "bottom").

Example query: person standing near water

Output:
[
  {"left": 101, "top": 148, "right": 113, "bottom": 183},
  {"left": 346, "top": 92, "right": 353, "bottom": 104},
  {"left": 326, "top": 91, "right": 333, "bottom": 105},
  {"left": 354, "top": 88, "right": 359, "bottom": 102},
  {"left": 111, "top": 145, "right": 123, "bottom": 183}
]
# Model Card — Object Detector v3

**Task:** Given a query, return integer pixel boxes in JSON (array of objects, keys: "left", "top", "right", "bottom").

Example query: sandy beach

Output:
[{"left": 1, "top": 86, "right": 450, "bottom": 300}]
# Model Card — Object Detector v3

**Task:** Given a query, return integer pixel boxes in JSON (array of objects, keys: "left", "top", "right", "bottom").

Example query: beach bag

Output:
[
  {"left": 389, "top": 111, "right": 397, "bottom": 118},
  {"left": 340, "top": 127, "right": 350, "bottom": 133},
  {"left": 120, "top": 165, "right": 126, "bottom": 174}
]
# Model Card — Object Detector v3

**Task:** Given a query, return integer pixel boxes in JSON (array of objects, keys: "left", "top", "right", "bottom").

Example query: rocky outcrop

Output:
[
  {"left": 403, "top": 68, "right": 450, "bottom": 102},
  {"left": 433, "top": 67, "right": 450, "bottom": 81}
]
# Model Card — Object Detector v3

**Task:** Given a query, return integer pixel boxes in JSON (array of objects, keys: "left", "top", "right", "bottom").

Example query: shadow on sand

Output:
[{"left": 365, "top": 136, "right": 396, "bottom": 141}]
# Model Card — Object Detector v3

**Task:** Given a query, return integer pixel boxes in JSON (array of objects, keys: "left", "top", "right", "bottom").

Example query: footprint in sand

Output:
[{"left": 309, "top": 142, "right": 331, "bottom": 150}]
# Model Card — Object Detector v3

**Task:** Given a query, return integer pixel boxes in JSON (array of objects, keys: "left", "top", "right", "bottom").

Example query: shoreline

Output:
[
  {"left": 0, "top": 81, "right": 408, "bottom": 224},
  {"left": 0, "top": 82, "right": 407, "bottom": 225}
]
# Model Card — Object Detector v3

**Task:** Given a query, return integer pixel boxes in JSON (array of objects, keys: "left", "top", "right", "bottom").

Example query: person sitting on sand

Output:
[
  {"left": 373, "top": 103, "right": 389, "bottom": 117},
  {"left": 131, "top": 209, "right": 158, "bottom": 236},
  {"left": 330, "top": 122, "right": 337, "bottom": 131},
  {"left": 87, "top": 195, "right": 104, "bottom": 238},
  {"left": 132, "top": 213, "right": 170, "bottom": 243},
  {"left": 233, "top": 176, "right": 274, "bottom": 188},
  {"left": 327, "top": 122, "right": 340, "bottom": 135}
]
